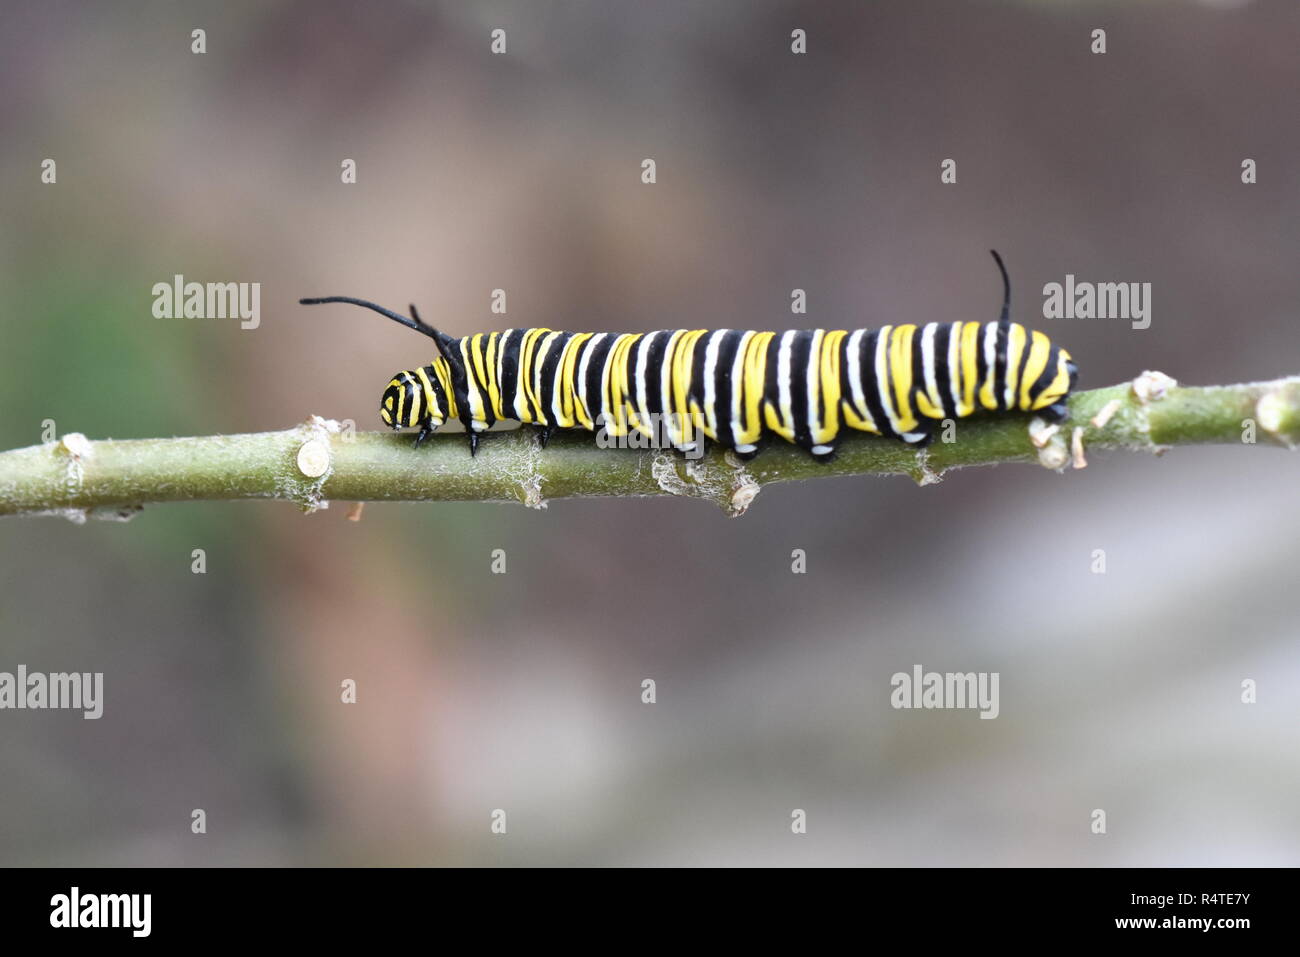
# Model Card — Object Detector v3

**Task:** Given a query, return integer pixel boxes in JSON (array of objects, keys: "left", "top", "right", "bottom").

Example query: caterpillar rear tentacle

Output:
[{"left": 298, "top": 252, "right": 1078, "bottom": 462}]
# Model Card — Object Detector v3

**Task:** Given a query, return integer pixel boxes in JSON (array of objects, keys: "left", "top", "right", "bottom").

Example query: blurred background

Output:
[{"left": 1, "top": 0, "right": 1297, "bottom": 866}]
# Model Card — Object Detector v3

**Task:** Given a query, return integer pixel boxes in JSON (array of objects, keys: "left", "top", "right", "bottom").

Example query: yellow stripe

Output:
[
  {"left": 605, "top": 334, "right": 638, "bottom": 436},
  {"left": 764, "top": 333, "right": 795, "bottom": 441},
  {"left": 815, "top": 330, "right": 846, "bottom": 444},
  {"left": 391, "top": 376, "right": 406, "bottom": 425},
  {"left": 562, "top": 333, "right": 594, "bottom": 429},
  {"left": 459, "top": 339, "right": 487, "bottom": 426},
  {"left": 1019, "top": 330, "right": 1051, "bottom": 410},
  {"left": 1004, "top": 323, "right": 1026, "bottom": 409},
  {"left": 468, "top": 334, "right": 490, "bottom": 392},
  {"left": 518, "top": 328, "right": 551, "bottom": 423},
  {"left": 889, "top": 324, "right": 918, "bottom": 432},
  {"left": 978, "top": 325, "right": 998, "bottom": 411},
  {"left": 740, "top": 331, "right": 774, "bottom": 444},
  {"left": 1032, "top": 349, "right": 1073, "bottom": 410},
  {"left": 915, "top": 390, "right": 942, "bottom": 418},
  {"left": 959, "top": 322, "right": 980, "bottom": 416},
  {"left": 413, "top": 366, "right": 439, "bottom": 423},
  {"left": 671, "top": 329, "right": 707, "bottom": 445}
]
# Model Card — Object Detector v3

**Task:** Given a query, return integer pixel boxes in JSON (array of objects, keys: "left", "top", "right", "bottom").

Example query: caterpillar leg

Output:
[
  {"left": 809, "top": 443, "right": 837, "bottom": 463},
  {"left": 467, "top": 431, "right": 480, "bottom": 457},
  {"left": 413, "top": 419, "right": 439, "bottom": 448},
  {"left": 678, "top": 436, "right": 709, "bottom": 459},
  {"left": 1039, "top": 402, "right": 1070, "bottom": 423},
  {"left": 730, "top": 440, "right": 763, "bottom": 462},
  {"left": 901, "top": 426, "right": 934, "bottom": 449},
  {"left": 536, "top": 425, "right": 557, "bottom": 449}
]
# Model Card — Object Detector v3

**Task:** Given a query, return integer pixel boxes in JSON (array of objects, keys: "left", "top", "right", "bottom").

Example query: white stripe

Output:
[
  {"left": 730, "top": 331, "right": 753, "bottom": 441},
  {"left": 777, "top": 330, "right": 795, "bottom": 434},
  {"left": 460, "top": 342, "right": 487, "bottom": 428},
  {"left": 948, "top": 322, "right": 963, "bottom": 414},
  {"left": 846, "top": 328, "right": 868, "bottom": 420},
  {"left": 875, "top": 325, "right": 899, "bottom": 433},
  {"left": 602, "top": 334, "right": 633, "bottom": 431},
  {"left": 550, "top": 334, "right": 570, "bottom": 424},
  {"left": 702, "top": 330, "right": 726, "bottom": 435},
  {"left": 515, "top": 331, "right": 537, "bottom": 421},
  {"left": 921, "top": 323, "right": 939, "bottom": 415},
  {"left": 512, "top": 332, "right": 530, "bottom": 421},
  {"left": 1002, "top": 325, "right": 1018, "bottom": 410},
  {"left": 576, "top": 332, "right": 605, "bottom": 421},
  {"left": 805, "top": 330, "right": 822, "bottom": 441},
  {"left": 982, "top": 323, "right": 998, "bottom": 407},
  {"left": 532, "top": 332, "right": 560, "bottom": 424},
  {"left": 634, "top": 332, "right": 658, "bottom": 433},
  {"left": 660, "top": 331, "right": 679, "bottom": 443}
]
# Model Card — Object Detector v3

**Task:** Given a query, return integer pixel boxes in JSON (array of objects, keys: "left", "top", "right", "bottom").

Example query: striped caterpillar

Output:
[{"left": 300, "top": 252, "right": 1077, "bottom": 461}]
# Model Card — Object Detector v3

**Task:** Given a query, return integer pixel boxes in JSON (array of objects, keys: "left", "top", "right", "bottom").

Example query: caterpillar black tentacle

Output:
[{"left": 298, "top": 252, "right": 1078, "bottom": 461}]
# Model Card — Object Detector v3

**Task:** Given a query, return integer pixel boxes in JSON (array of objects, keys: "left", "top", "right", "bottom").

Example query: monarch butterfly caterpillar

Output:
[{"left": 300, "top": 251, "right": 1077, "bottom": 461}]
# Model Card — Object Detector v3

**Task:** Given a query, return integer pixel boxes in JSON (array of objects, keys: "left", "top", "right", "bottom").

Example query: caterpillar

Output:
[{"left": 300, "top": 251, "right": 1077, "bottom": 461}]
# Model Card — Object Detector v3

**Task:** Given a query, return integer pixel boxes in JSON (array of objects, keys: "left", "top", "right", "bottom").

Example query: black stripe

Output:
[
  {"left": 420, "top": 363, "right": 444, "bottom": 420},
  {"left": 688, "top": 331, "right": 711, "bottom": 411},
  {"left": 932, "top": 324, "right": 955, "bottom": 419},
  {"left": 583, "top": 334, "right": 615, "bottom": 429},
  {"left": 440, "top": 337, "right": 474, "bottom": 432},
  {"left": 470, "top": 334, "right": 497, "bottom": 428},
  {"left": 497, "top": 329, "right": 522, "bottom": 419},
  {"left": 713, "top": 331, "right": 742, "bottom": 448},
  {"left": 790, "top": 331, "right": 814, "bottom": 448},
  {"left": 642, "top": 332, "right": 669, "bottom": 418},
  {"left": 525, "top": 332, "right": 554, "bottom": 424},
  {"left": 974, "top": 325, "right": 990, "bottom": 409},
  {"left": 993, "top": 320, "right": 1010, "bottom": 411},
  {"left": 536, "top": 331, "right": 573, "bottom": 426},
  {"left": 910, "top": 325, "right": 927, "bottom": 418},
  {"left": 567, "top": 334, "right": 595, "bottom": 422},
  {"left": 1026, "top": 345, "right": 1060, "bottom": 406},
  {"left": 763, "top": 334, "right": 783, "bottom": 442},
  {"left": 405, "top": 372, "right": 425, "bottom": 425},
  {"left": 1013, "top": 326, "right": 1034, "bottom": 412}
]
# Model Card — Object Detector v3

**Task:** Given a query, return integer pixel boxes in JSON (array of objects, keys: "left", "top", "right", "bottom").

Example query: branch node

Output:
[
  {"left": 280, "top": 417, "right": 340, "bottom": 512},
  {"left": 296, "top": 439, "right": 331, "bottom": 479},
  {"left": 910, "top": 448, "right": 943, "bottom": 486},
  {"left": 1256, "top": 388, "right": 1299, "bottom": 449},
  {"left": 56, "top": 432, "right": 94, "bottom": 460},
  {"left": 1131, "top": 370, "right": 1177, "bottom": 404},
  {"left": 1028, "top": 417, "right": 1060, "bottom": 449},
  {"left": 728, "top": 475, "right": 761, "bottom": 517},
  {"left": 1037, "top": 433, "right": 1070, "bottom": 470}
]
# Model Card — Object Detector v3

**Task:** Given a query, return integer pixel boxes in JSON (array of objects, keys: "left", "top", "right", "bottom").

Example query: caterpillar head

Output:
[
  {"left": 295, "top": 296, "right": 457, "bottom": 434},
  {"left": 380, "top": 367, "right": 448, "bottom": 430}
]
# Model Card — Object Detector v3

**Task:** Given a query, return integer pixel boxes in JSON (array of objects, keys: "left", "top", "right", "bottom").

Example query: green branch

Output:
[{"left": 1, "top": 372, "right": 1296, "bottom": 520}]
